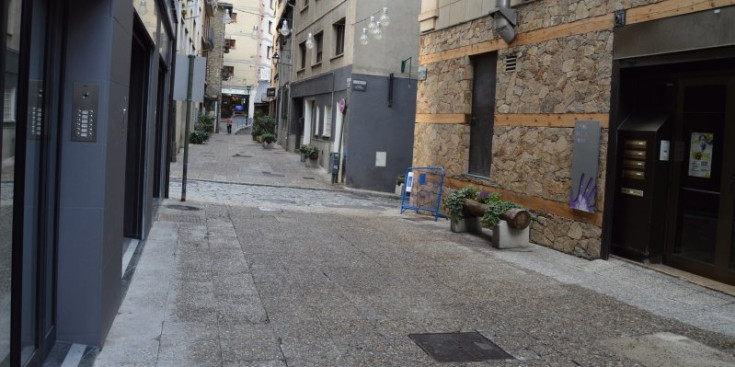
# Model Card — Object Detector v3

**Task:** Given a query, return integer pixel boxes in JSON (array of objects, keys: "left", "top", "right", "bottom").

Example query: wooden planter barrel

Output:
[{"left": 462, "top": 199, "right": 531, "bottom": 229}]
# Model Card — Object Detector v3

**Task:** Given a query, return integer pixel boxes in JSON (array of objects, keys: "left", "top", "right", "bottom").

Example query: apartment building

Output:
[
  {"left": 221, "top": 0, "right": 273, "bottom": 121},
  {"left": 0, "top": 0, "right": 204, "bottom": 364},
  {"left": 281, "top": 0, "right": 421, "bottom": 192},
  {"left": 414, "top": 0, "right": 735, "bottom": 285}
]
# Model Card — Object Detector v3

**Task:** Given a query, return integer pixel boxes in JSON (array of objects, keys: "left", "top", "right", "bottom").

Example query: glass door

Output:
[{"left": 667, "top": 77, "right": 735, "bottom": 284}]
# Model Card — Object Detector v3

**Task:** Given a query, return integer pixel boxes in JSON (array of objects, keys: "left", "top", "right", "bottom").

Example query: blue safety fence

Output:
[{"left": 400, "top": 166, "right": 448, "bottom": 221}]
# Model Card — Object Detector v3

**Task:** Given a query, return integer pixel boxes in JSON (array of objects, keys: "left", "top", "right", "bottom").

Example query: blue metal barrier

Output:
[{"left": 400, "top": 166, "right": 447, "bottom": 221}]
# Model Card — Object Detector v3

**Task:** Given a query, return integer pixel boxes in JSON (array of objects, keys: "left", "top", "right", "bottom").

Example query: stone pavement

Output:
[
  {"left": 169, "top": 130, "right": 335, "bottom": 190},
  {"left": 92, "top": 132, "right": 735, "bottom": 366}
]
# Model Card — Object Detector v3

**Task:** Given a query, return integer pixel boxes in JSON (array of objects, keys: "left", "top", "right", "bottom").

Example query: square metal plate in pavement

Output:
[{"left": 409, "top": 332, "right": 513, "bottom": 362}]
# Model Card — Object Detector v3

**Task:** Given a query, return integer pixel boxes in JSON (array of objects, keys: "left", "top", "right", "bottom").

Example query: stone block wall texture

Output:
[{"left": 411, "top": 0, "right": 664, "bottom": 257}]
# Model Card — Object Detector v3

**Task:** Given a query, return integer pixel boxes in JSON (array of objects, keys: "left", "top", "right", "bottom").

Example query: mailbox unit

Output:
[{"left": 612, "top": 113, "right": 672, "bottom": 261}]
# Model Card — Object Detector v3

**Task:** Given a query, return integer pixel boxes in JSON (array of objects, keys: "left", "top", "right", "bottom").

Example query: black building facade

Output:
[{"left": 1, "top": 0, "right": 176, "bottom": 364}]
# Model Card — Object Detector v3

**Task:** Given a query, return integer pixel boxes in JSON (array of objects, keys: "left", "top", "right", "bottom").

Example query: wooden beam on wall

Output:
[
  {"left": 446, "top": 177, "right": 603, "bottom": 227},
  {"left": 415, "top": 113, "right": 470, "bottom": 124},
  {"left": 495, "top": 114, "right": 610, "bottom": 128},
  {"left": 418, "top": 0, "right": 734, "bottom": 65}
]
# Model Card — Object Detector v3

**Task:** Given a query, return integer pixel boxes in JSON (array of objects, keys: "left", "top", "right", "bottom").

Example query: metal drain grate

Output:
[
  {"left": 233, "top": 153, "right": 252, "bottom": 158},
  {"left": 158, "top": 214, "right": 203, "bottom": 223},
  {"left": 409, "top": 332, "right": 513, "bottom": 362},
  {"left": 302, "top": 177, "right": 315, "bottom": 180},
  {"left": 262, "top": 171, "right": 286, "bottom": 177},
  {"left": 165, "top": 204, "right": 201, "bottom": 211}
]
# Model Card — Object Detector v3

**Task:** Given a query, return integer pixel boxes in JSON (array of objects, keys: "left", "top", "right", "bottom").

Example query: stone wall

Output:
[
  {"left": 495, "top": 32, "right": 613, "bottom": 114},
  {"left": 417, "top": 58, "right": 473, "bottom": 115},
  {"left": 412, "top": 123, "right": 469, "bottom": 176}
]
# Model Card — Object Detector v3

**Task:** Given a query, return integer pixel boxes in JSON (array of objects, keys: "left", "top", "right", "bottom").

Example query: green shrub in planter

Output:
[
  {"left": 443, "top": 187, "right": 478, "bottom": 220},
  {"left": 196, "top": 114, "right": 215, "bottom": 133},
  {"left": 189, "top": 130, "right": 209, "bottom": 144},
  {"left": 299, "top": 144, "right": 318, "bottom": 159},
  {"left": 481, "top": 192, "right": 521, "bottom": 228},
  {"left": 261, "top": 133, "right": 276, "bottom": 144}
]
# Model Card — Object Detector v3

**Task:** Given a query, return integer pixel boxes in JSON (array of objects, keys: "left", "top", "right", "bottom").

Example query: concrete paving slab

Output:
[{"left": 602, "top": 332, "right": 735, "bottom": 367}]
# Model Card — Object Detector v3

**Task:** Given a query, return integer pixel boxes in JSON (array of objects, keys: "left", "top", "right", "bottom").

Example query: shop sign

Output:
[{"left": 570, "top": 120, "right": 601, "bottom": 213}]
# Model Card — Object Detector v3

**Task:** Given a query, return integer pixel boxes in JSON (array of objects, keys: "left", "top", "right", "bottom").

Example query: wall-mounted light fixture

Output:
[{"left": 493, "top": 0, "right": 518, "bottom": 44}]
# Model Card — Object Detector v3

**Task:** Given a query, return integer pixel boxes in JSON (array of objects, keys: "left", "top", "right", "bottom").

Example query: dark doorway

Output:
[
  {"left": 292, "top": 97, "right": 303, "bottom": 150},
  {"left": 153, "top": 60, "right": 167, "bottom": 199},
  {"left": 665, "top": 76, "right": 735, "bottom": 284},
  {"left": 468, "top": 53, "right": 497, "bottom": 177},
  {"left": 612, "top": 57, "right": 735, "bottom": 285},
  {"left": 124, "top": 28, "right": 151, "bottom": 239}
]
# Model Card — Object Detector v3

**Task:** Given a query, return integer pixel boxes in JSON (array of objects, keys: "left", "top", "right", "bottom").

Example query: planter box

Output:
[
  {"left": 395, "top": 184, "right": 404, "bottom": 196},
  {"left": 305, "top": 158, "right": 319, "bottom": 168},
  {"left": 450, "top": 217, "right": 482, "bottom": 234},
  {"left": 262, "top": 142, "right": 274, "bottom": 149},
  {"left": 491, "top": 220, "right": 530, "bottom": 249}
]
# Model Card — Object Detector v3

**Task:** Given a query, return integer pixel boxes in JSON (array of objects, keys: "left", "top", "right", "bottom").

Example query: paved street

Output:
[{"left": 93, "top": 132, "right": 735, "bottom": 366}]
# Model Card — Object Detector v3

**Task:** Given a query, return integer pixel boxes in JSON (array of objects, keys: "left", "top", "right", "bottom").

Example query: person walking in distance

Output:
[{"left": 227, "top": 118, "right": 232, "bottom": 134}]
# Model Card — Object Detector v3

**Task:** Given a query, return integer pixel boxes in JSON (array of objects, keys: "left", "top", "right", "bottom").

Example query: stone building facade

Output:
[{"left": 415, "top": 0, "right": 735, "bottom": 285}]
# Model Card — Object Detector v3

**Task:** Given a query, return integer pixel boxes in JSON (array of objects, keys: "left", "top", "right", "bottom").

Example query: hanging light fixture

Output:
[
  {"left": 305, "top": 32, "right": 314, "bottom": 49},
  {"left": 279, "top": 20, "right": 290, "bottom": 36},
  {"left": 373, "top": 21, "right": 383, "bottom": 40},
  {"left": 359, "top": 28, "right": 369, "bottom": 45},
  {"left": 223, "top": 9, "right": 231, "bottom": 24},
  {"left": 379, "top": 7, "right": 390, "bottom": 26},
  {"left": 368, "top": 15, "right": 377, "bottom": 34},
  {"left": 138, "top": 0, "right": 148, "bottom": 15}
]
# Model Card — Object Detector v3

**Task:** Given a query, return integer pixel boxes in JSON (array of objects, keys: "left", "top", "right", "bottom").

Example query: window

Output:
[
  {"left": 304, "top": 0, "right": 309, "bottom": 7},
  {"left": 222, "top": 66, "right": 234, "bottom": 80},
  {"left": 313, "top": 103, "right": 321, "bottom": 137},
  {"left": 268, "top": 21, "right": 273, "bottom": 34},
  {"left": 299, "top": 42, "right": 306, "bottom": 69},
  {"left": 313, "top": 32, "right": 323, "bottom": 64},
  {"left": 468, "top": 53, "right": 497, "bottom": 177},
  {"left": 323, "top": 105, "right": 332, "bottom": 137},
  {"left": 267, "top": 46, "right": 272, "bottom": 59},
  {"left": 3, "top": 87, "right": 16, "bottom": 122},
  {"left": 333, "top": 19, "right": 345, "bottom": 56},
  {"left": 225, "top": 38, "right": 236, "bottom": 49},
  {"left": 229, "top": 12, "right": 238, "bottom": 23}
]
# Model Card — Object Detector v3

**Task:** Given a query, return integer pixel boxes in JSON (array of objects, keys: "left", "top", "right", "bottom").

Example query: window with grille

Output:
[
  {"left": 333, "top": 19, "right": 345, "bottom": 56},
  {"left": 222, "top": 66, "right": 234, "bottom": 80}
]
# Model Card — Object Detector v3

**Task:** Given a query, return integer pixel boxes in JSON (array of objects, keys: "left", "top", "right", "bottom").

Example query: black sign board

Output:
[
  {"left": 266, "top": 87, "right": 276, "bottom": 97},
  {"left": 352, "top": 79, "right": 367, "bottom": 92}
]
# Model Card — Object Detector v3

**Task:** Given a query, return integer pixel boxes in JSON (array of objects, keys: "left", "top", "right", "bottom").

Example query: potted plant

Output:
[
  {"left": 443, "top": 187, "right": 479, "bottom": 232},
  {"left": 395, "top": 174, "right": 406, "bottom": 195},
  {"left": 261, "top": 133, "right": 276, "bottom": 149},
  {"left": 300, "top": 144, "right": 319, "bottom": 167}
]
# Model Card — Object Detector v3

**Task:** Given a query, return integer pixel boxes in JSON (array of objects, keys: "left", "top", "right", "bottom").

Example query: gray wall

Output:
[
  {"left": 346, "top": 73, "right": 416, "bottom": 192},
  {"left": 56, "top": 0, "right": 132, "bottom": 346}
]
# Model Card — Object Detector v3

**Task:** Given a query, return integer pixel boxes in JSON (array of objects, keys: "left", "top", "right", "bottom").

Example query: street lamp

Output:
[
  {"left": 353, "top": 6, "right": 391, "bottom": 46},
  {"left": 279, "top": 20, "right": 290, "bottom": 36}
]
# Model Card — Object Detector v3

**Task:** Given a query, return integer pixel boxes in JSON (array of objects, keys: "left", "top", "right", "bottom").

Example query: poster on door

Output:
[{"left": 688, "top": 132, "right": 714, "bottom": 178}]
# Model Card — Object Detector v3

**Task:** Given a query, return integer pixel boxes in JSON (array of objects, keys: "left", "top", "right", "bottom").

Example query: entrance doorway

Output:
[
  {"left": 665, "top": 77, "right": 735, "bottom": 283},
  {"left": 612, "top": 57, "right": 735, "bottom": 285},
  {"left": 124, "top": 27, "right": 151, "bottom": 239}
]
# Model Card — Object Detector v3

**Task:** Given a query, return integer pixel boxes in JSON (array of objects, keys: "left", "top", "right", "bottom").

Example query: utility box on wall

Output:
[{"left": 612, "top": 113, "right": 672, "bottom": 261}]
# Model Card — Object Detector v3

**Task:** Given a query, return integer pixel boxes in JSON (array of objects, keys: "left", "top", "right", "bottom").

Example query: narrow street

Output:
[{"left": 93, "top": 133, "right": 735, "bottom": 367}]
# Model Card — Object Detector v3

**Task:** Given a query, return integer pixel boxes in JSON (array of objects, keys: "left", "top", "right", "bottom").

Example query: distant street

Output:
[{"left": 95, "top": 132, "right": 735, "bottom": 367}]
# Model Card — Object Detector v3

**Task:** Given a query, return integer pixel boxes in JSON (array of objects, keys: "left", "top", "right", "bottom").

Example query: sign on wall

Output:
[
  {"left": 352, "top": 79, "right": 367, "bottom": 92},
  {"left": 688, "top": 132, "right": 713, "bottom": 178},
  {"left": 570, "top": 120, "right": 601, "bottom": 213}
]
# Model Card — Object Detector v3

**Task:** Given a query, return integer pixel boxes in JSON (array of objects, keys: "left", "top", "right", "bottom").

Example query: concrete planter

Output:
[
  {"left": 305, "top": 158, "right": 319, "bottom": 168},
  {"left": 395, "top": 184, "right": 404, "bottom": 196},
  {"left": 491, "top": 220, "right": 530, "bottom": 249},
  {"left": 450, "top": 217, "right": 482, "bottom": 234},
  {"left": 262, "top": 141, "right": 274, "bottom": 149}
]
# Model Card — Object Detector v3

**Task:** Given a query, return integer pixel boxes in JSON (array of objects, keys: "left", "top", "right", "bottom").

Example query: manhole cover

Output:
[
  {"left": 165, "top": 205, "right": 201, "bottom": 211},
  {"left": 409, "top": 332, "right": 513, "bottom": 362}
]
